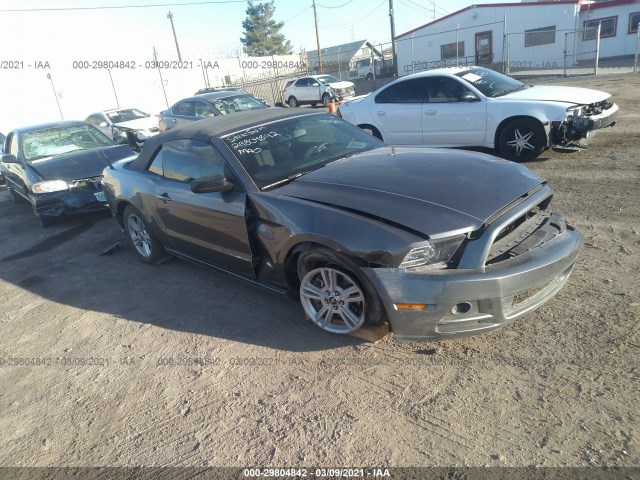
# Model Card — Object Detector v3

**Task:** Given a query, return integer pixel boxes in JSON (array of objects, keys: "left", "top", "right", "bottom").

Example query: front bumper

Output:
[
  {"left": 588, "top": 102, "right": 618, "bottom": 130},
  {"left": 363, "top": 225, "right": 582, "bottom": 342},
  {"left": 32, "top": 187, "right": 109, "bottom": 218}
]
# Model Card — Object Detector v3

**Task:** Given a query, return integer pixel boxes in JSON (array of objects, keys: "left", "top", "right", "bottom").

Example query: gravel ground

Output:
[{"left": 0, "top": 73, "right": 638, "bottom": 472}]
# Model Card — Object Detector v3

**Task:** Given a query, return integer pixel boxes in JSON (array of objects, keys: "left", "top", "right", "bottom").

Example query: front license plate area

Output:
[{"left": 94, "top": 191, "right": 107, "bottom": 202}]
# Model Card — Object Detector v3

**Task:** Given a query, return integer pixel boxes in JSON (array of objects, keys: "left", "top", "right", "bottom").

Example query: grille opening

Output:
[{"left": 486, "top": 201, "right": 563, "bottom": 266}]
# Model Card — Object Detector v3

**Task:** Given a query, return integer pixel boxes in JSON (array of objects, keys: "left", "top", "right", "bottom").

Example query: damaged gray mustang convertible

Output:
[{"left": 102, "top": 109, "right": 583, "bottom": 342}]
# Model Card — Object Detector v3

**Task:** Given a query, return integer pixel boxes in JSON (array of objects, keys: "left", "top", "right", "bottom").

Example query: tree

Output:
[{"left": 241, "top": 1, "right": 292, "bottom": 56}]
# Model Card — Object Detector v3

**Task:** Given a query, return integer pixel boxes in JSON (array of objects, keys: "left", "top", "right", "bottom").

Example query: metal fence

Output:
[
  {"left": 399, "top": 22, "right": 639, "bottom": 78},
  {"left": 231, "top": 24, "right": 640, "bottom": 105},
  {"left": 505, "top": 26, "right": 601, "bottom": 76}
]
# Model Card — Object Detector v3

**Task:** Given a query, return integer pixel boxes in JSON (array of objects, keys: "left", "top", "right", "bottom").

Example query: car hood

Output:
[
  {"left": 113, "top": 117, "right": 159, "bottom": 131},
  {"left": 29, "top": 145, "right": 136, "bottom": 181},
  {"left": 503, "top": 85, "right": 610, "bottom": 104},
  {"left": 328, "top": 81, "right": 355, "bottom": 89},
  {"left": 275, "top": 147, "right": 544, "bottom": 236}
]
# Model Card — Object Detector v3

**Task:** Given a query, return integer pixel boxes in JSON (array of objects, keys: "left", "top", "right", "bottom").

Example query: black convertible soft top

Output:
[{"left": 130, "top": 108, "right": 323, "bottom": 170}]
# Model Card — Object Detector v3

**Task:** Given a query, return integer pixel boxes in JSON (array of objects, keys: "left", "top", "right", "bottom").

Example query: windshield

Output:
[
  {"left": 456, "top": 67, "right": 528, "bottom": 97},
  {"left": 317, "top": 75, "right": 340, "bottom": 84},
  {"left": 22, "top": 124, "right": 114, "bottom": 162},
  {"left": 107, "top": 108, "right": 149, "bottom": 123},
  {"left": 223, "top": 113, "right": 383, "bottom": 190},
  {"left": 210, "top": 94, "right": 267, "bottom": 115}
]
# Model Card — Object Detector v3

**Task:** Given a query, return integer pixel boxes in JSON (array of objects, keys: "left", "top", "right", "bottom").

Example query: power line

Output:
[
  {"left": 318, "top": 0, "right": 386, "bottom": 30},
  {"left": 316, "top": 0, "right": 355, "bottom": 8},
  {"left": 0, "top": 0, "right": 246, "bottom": 13},
  {"left": 284, "top": 5, "right": 312, "bottom": 22}
]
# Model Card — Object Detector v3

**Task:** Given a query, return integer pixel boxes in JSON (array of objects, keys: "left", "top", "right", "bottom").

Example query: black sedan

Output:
[
  {"left": 0, "top": 121, "right": 136, "bottom": 226},
  {"left": 102, "top": 109, "right": 583, "bottom": 341}
]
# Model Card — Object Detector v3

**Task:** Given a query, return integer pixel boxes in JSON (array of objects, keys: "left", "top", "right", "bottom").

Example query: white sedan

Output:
[{"left": 337, "top": 66, "right": 618, "bottom": 161}]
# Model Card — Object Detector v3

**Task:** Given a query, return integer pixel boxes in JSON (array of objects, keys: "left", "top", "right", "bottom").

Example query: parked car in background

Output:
[
  {"left": 0, "top": 121, "right": 136, "bottom": 226},
  {"left": 102, "top": 108, "right": 582, "bottom": 342},
  {"left": 158, "top": 91, "right": 268, "bottom": 132},
  {"left": 194, "top": 86, "right": 269, "bottom": 105},
  {"left": 338, "top": 66, "right": 618, "bottom": 162},
  {"left": 0, "top": 132, "right": 5, "bottom": 183},
  {"left": 85, "top": 108, "right": 160, "bottom": 151},
  {"left": 283, "top": 75, "right": 355, "bottom": 108}
]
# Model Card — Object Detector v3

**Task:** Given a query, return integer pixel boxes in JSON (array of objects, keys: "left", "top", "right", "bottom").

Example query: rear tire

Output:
[
  {"left": 359, "top": 125, "right": 383, "bottom": 142},
  {"left": 297, "top": 248, "right": 386, "bottom": 334},
  {"left": 498, "top": 118, "right": 547, "bottom": 162}
]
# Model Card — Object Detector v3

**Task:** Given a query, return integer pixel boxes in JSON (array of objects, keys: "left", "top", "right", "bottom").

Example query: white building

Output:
[{"left": 395, "top": 0, "right": 640, "bottom": 76}]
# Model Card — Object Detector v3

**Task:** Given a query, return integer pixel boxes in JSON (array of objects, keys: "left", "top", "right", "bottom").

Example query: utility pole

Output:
[
  {"left": 167, "top": 11, "right": 182, "bottom": 62},
  {"left": 433, "top": 1, "right": 436, "bottom": 21},
  {"left": 153, "top": 47, "right": 169, "bottom": 108},
  {"left": 107, "top": 69, "right": 120, "bottom": 108},
  {"left": 46, "top": 73, "right": 63, "bottom": 120},
  {"left": 312, "top": 0, "right": 323, "bottom": 74},
  {"left": 389, "top": 0, "right": 397, "bottom": 77}
]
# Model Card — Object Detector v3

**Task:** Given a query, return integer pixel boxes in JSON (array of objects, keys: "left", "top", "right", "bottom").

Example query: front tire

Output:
[
  {"left": 288, "top": 96, "right": 298, "bottom": 108},
  {"left": 123, "top": 205, "right": 166, "bottom": 265},
  {"left": 322, "top": 93, "right": 331, "bottom": 107},
  {"left": 297, "top": 248, "right": 386, "bottom": 334},
  {"left": 35, "top": 212, "right": 57, "bottom": 227},
  {"left": 498, "top": 118, "right": 547, "bottom": 162},
  {"left": 9, "top": 186, "right": 27, "bottom": 204}
]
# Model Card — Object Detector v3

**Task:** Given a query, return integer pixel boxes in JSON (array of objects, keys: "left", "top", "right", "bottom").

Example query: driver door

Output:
[{"left": 148, "top": 138, "right": 254, "bottom": 276}]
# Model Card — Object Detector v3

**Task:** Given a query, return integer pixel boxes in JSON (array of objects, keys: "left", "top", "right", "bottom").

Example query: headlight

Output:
[
  {"left": 566, "top": 106, "right": 584, "bottom": 117},
  {"left": 32, "top": 180, "right": 69, "bottom": 194},
  {"left": 399, "top": 236, "right": 466, "bottom": 271}
]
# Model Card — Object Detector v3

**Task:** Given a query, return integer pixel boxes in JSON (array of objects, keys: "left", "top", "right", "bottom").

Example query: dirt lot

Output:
[{"left": 0, "top": 73, "right": 638, "bottom": 472}]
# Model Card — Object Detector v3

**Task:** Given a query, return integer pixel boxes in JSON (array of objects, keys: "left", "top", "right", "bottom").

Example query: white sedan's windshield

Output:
[
  {"left": 107, "top": 108, "right": 149, "bottom": 123},
  {"left": 456, "top": 67, "right": 529, "bottom": 97}
]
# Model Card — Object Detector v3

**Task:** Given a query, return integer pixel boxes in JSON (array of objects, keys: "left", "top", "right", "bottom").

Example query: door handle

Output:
[
  {"left": 376, "top": 111, "right": 386, "bottom": 116},
  {"left": 156, "top": 193, "right": 172, "bottom": 203},
  {"left": 424, "top": 110, "right": 437, "bottom": 116}
]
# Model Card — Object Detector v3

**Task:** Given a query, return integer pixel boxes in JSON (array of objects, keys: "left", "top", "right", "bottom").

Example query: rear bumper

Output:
[{"left": 363, "top": 226, "right": 583, "bottom": 342}]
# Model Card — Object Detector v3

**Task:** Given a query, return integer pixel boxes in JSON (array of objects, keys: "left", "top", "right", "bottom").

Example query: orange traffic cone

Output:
[{"left": 328, "top": 100, "right": 336, "bottom": 114}]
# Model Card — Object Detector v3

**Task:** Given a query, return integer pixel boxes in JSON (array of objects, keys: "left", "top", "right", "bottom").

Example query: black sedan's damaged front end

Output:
[{"left": 32, "top": 175, "right": 109, "bottom": 219}]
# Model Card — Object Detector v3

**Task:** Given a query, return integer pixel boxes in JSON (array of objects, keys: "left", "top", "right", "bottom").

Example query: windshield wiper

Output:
[
  {"left": 492, "top": 84, "right": 529, "bottom": 98},
  {"left": 262, "top": 171, "right": 309, "bottom": 190}
]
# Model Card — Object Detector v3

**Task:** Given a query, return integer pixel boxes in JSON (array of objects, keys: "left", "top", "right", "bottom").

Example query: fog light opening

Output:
[{"left": 451, "top": 302, "right": 472, "bottom": 315}]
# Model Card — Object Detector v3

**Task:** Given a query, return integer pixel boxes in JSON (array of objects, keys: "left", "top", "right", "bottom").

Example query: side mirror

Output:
[
  {"left": 1, "top": 154, "right": 19, "bottom": 164},
  {"left": 191, "top": 174, "right": 234, "bottom": 193},
  {"left": 459, "top": 91, "right": 479, "bottom": 102}
]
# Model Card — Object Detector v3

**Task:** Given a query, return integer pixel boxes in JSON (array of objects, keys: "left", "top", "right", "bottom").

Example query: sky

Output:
[{"left": 0, "top": 0, "right": 498, "bottom": 132}]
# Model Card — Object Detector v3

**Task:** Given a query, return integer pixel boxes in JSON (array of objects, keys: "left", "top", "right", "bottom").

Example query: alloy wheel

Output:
[{"left": 300, "top": 267, "right": 366, "bottom": 334}]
